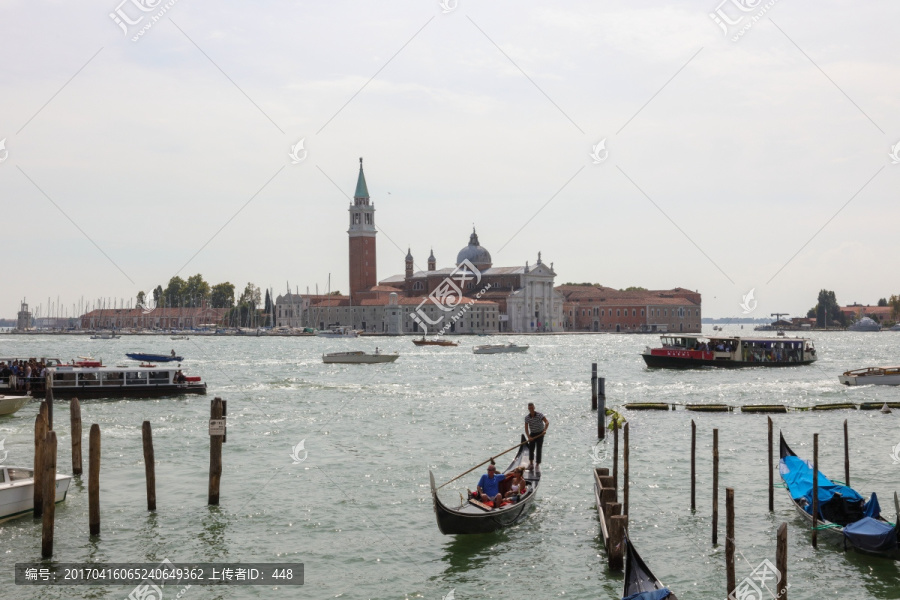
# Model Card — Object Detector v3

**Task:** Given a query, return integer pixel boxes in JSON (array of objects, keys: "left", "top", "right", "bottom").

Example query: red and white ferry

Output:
[{"left": 642, "top": 334, "right": 817, "bottom": 369}]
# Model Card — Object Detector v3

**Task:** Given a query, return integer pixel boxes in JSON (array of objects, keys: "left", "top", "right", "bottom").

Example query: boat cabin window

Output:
[
  {"left": 147, "top": 371, "right": 169, "bottom": 384},
  {"left": 7, "top": 468, "right": 33, "bottom": 481},
  {"left": 0, "top": 470, "right": 4, "bottom": 483},
  {"left": 101, "top": 371, "right": 124, "bottom": 384},
  {"left": 126, "top": 371, "right": 149, "bottom": 385},
  {"left": 80, "top": 372, "right": 99, "bottom": 385},
  {"left": 53, "top": 372, "right": 77, "bottom": 387}
]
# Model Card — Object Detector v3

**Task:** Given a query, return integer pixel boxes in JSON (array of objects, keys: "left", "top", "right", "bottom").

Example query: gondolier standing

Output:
[{"left": 524, "top": 402, "right": 549, "bottom": 474}]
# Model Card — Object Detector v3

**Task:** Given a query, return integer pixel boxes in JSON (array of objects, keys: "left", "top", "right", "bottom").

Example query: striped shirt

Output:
[{"left": 525, "top": 411, "right": 546, "bottom": 435}]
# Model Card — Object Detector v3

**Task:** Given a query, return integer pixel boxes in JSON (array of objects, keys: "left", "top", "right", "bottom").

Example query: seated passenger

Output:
[
  {"left": 504, "top": 466, "right": 528, "bottom": 502},
  {"left": 475, "top": 464, "right": 506, "bottom": 506}
]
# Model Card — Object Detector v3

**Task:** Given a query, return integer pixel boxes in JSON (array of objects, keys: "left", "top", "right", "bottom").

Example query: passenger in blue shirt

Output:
[{"left": 476, "top": 464, "right": 505, "bottom": 506}]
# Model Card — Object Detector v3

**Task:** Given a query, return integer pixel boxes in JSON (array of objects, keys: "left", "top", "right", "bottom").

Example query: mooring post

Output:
[
  {"left": 89, "top": 424, "right": 101, "bottom": 536},
  {"left": 768, "top": 416, "right": 774, "bottom": 512},
  {"left": 142, "top": 421, "right": 156, "bottom": 511},
  {"left": 812, "top": 433, "right": 818, "bottom": 548},
  {"left": 598, "top": 377, "right": 606, "bottom": 440},
  {"left": 608, "top": 514, "right": 627, "bottom": 571},
  {"left": 776, "top": 522, "right": 788, "bottom": 600},
  {"left": 70, "top": 398, "right": 83, "bottom": 476},
  {"left": 208, "top": 397, "right": 224, "bottom": 505},
  {"left": 33, "top": 413, "right": 48, "bottom": 518},
  {"left": 843, "top": 419, "right": 850, "bottom": 487},
  {"left": 613, "top": 421, "right": 619, "bottom": 492},
  {"left": 712, "top": 428, "right": 719, "bottom": 546},
  {"left": 726, "top": 487, "right": 735, "bottom": 597},
  {"left": 623, "top": 422, "right": 629, "bottom": 518},
  {"left": 690, "top": 419, "right": 696, "bottom": 512},
  {"left": 45, "top": 373, "right": 53, "bottom": 430},
  {"left": 591, "top": 363, "right": 598, "bottom": 410},
  {"left": 41, "top": 431, "right": 57, "bottom": 558}
]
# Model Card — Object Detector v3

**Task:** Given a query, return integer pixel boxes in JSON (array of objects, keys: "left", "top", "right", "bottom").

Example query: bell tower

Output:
[{"left": 348, "top": 158, "right": 377, "bottom": 302}]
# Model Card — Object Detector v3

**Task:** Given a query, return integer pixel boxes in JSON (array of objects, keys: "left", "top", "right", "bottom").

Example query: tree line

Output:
[
  {"left": 806, "top": 289, "right": 900, "bottom": 327},
  {"left": 136, "top": 275, "right": 276, "bottom": 327}
]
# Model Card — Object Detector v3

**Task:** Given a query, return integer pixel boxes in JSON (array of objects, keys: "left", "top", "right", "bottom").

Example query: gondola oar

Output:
[{"left": 437, "top": 432, "right": 546, "bottom": 490}]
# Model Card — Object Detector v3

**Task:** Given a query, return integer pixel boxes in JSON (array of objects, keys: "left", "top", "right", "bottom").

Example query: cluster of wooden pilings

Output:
[{"left": 31, "top": 378, "right": 227, "bottom": 558}]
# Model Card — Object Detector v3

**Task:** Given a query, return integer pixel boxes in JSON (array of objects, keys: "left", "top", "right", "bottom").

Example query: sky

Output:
[{"left": 1, "top": 0, "right": 898, "bottom": 320}]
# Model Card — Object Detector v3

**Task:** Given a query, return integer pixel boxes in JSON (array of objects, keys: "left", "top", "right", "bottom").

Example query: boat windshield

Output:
[
  {"left": 660, "top": 336, "right": 701, "bottom": 349},
  {"left": 7, "top": 468, "right": 34, "bottom": 481}
]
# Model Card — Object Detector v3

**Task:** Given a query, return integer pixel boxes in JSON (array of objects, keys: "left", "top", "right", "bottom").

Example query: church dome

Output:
[{"left": 456, "top": 229, "right": 492, "bottom": 270}]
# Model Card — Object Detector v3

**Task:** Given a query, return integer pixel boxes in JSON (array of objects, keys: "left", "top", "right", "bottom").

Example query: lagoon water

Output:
[{"left": 1, "top": 328, "right": 899, "bottom": 599}]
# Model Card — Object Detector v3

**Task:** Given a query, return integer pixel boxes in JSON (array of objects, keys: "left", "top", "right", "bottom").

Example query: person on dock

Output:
[
  {"left": 476, "top": 464, "right": 505, "bottom": 506},
  {"left": 525, "top": 402, "right": 549, "bottom": 473}
]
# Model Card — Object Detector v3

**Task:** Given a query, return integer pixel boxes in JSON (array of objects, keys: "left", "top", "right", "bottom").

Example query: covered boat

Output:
[
  {"left": 623, "top": 537, "right": 678, "bottom": 600},
  {"left": 0, "top": 466, "right": 72, "bottom": 522},
  {"left": 642, "top": 334, "right": 816, "bottom": 368},
  {"left": 429, "top": 435, "right": 539, "bottom": 534},
  {"left": 126, "top": 352, "right": 184, "bottom": 362},
  {"left": 779, "top": 433, "right": 899, "bottom": 558},
  {"left": 839, "top": 366, "right": 900, "bottom": 386},
  {"left": 848, "top": 317, "right": 881, "bottom": 332}
]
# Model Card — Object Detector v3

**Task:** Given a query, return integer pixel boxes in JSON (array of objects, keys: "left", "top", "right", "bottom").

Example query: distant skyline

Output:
[{"left": 2, "top": 1, "right": 899, "bottom": 320}]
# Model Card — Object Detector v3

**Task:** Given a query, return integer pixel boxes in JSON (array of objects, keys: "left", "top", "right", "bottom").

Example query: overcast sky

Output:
[{"left": 2, "top": 0, "right": 898, "bottom": 320}]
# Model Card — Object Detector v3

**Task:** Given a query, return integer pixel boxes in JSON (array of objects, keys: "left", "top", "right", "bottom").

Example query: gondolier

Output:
[{"left": 524, "top": 402, "right": 549, "bottom": 474}]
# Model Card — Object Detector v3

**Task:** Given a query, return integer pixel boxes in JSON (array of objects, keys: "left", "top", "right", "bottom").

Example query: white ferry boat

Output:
[
  {"left": 25, "top": 360, "right": 206, "bottom": 400},
  {"left": 642, "top": 334, "right": 817, "bottom": 368}
]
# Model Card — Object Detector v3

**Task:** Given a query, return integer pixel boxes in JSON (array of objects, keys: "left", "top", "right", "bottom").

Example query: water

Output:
[{"left": 1, "top": 329, "right": 899, "bottom": 599}]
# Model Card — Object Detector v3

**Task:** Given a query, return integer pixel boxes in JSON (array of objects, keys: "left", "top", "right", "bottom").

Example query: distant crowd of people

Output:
[{"left": 0, "top": 358, "right": 49, "bottom": 391}]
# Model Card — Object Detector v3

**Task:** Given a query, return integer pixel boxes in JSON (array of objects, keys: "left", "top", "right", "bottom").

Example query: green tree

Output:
[
  {"left": 811, "top": 289, "right": 846, "bottom": 328},
  {"left": 877, "top": 297, "right": 888, "bottom": 307},
  {"left": 239, "top": 282, "right": 261, "bottom": 309},
  {"left": 136, "top": 291, "right": 146, "bottom": 308},
  {"left": 264, "top": 289, "right": 273, "bottom": 327},
  {"left": 328, "top": 290, "right": 343, "bottom": 296},
  {"left": 622, "top": 286, "right": 647, "bottom": 292},
  {"left": 164, "top": 276, "right": 186, "bottom": 307},
  {"left": 889, "top": 294, "right": 900, "bottom": 321},
  {"left": 152, "top": 285, "right": 164, "bottom": 308},
  {"left": 210, "top": 282, "right": 235, "bottom": 309},
  {"left": 183, "top": 274, "right": 211, "bottom": 307}
]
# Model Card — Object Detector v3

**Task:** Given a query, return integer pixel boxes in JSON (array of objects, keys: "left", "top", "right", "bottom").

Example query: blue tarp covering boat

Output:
[{"left": 125, "top": 353, "right": 183, "bottom": 362}]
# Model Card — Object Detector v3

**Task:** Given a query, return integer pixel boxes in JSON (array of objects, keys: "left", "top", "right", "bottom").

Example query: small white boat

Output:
[
  {"left": 322, "top": 350, "right": 399, "bottom": 364},
  {"left": 316, "top": 326, "right": 359, "bottom": 338},
  {"left": 90, "top": 331, "right": 120, "bottom": 339},
  {"left": 0, "top": 395, "right": 30, "bottom": 416},
  {"left": 170, "top": 335, "right": 189, "bottom": 340},
  {"left": 473, "top": 343, "right": 530, "bottom": 354},
  {"left": 839, "top": 366, "right": 900, "bottom": 386},
  {"left": 0, "top": 466, "right": 72, "bottom": 522}
]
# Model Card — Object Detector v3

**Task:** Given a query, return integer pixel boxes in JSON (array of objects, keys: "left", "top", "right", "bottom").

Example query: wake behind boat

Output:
[
  {"left": 322, "top": 350, "right": 399, "bottom": 364},
  {"left": 473, "top": 343, "right": 529, "bottom": 354},
  {"left": 839, "top": 366, "right": 900, "bottom": 386},
  {"left": 642, "top": 334, "right": 817, "bottom": 369},
  {"left": 429, "top": 435, "right": 539, "bottom": 535},
  {"left": 126, "top": 352, "right": 184, "bottom": 363},
  {"left": 779, "top": 433, "right": 899, "bottom": 559},
  {"left": 0, "top": 466, "right": 72, "bottom": 522}
]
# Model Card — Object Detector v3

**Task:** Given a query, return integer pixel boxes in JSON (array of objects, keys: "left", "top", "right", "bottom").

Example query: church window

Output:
[
  {"left": 365, "top": 213, "right": 371, "bottom": 224},
  {"left": 353, "top": 213, "right": 360, "bottom": 224}
]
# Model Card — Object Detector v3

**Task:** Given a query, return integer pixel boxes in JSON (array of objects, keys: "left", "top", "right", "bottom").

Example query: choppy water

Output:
[{"left": 1, "top": 328, "right": 899, "bottom": 600}]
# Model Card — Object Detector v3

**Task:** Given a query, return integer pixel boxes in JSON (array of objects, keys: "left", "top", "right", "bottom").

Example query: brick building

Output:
[{"left": 558, "top": 286, "right": 701, "bottom": 333}]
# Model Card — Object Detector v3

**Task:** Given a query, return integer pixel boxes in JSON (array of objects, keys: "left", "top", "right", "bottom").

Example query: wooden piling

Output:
[
  {"left": 768, "top": 416, "right": 774, "bottom": 512},
  {"left": 812, "top": 433, "right": 818, "bottom": 548},
  {"left": 623, "top": 422, "right": 629, "bottom": 518},
  {"left": 690, "top": 419, "right": 696, "bottom": 512},
  {"left": 613, "top": 421, "right": 619, "bottom": 492},
  {"left": 33, "top": 413, "right": 48, "bottom": 518},
  {"left": 70, "top": 398, "right": 83, "bottom": 476},
  {"left": 89, "top": 424, "right": 101, "bottom": 536},
  {"left": 208, "top": 397, "right": 224, "bottom": 505},
  {"left": 608, "top": 514, "right": 627, "bottom": 571},
  {"left": 606, "top": 502, "right": 621, "bottom": 539},
  {"left": 712, "top": 428, "right": 719, "bottom": 546},
  {"left": 598, "top": 475, "right": 614, "bottom": 490},
  {"left": 843, "top": 419, "right": 850, "bottom": 487},
  {"left": 45, "top": 373, "right": 53, "bottom": 430},
  {"left": 726, "top": 487, "right": 735, "bottom": 597},
  {"left": 776, "top": 522, "right": 788, "bottom": 600},
  {"left": 598, "top": 377, "right": 606, "bottom": 440},
  {"left": 591, "top": 363, "right": 598, "bottom": 410},
  {"left": 600, "top": 488, "right": 617, "bottom": 519},
  {"left": 41, "top": 431, "right": 57, "bottom": 558},
  {"left": 142, "top": 421, "right": 156, "bottom": 511}
]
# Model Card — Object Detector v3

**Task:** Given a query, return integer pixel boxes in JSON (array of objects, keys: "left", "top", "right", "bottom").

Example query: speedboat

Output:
[
  {"left": 90, "top": 331, "right": 120, "bottom": 339},
  {"left": 473, "top": 343, "right": 529, "bottom": 354},
  {"left": 839, "top": 366, "right": 900, "bottom": 386},
  {"left": 412, "top": 336, "right": 458, "bottom": 347},
  {"left": 316, "top": 326, "right": 359, "bottom": 338},
  {"left": 848, "top": 317, "right": 882, "bottom": 332},
  {"left": 322, "top": 351, "right": 399, "bottom": 364},
  {"left": 0, "top": 466, "right": 72, "bottom": 522},
  {"left": 0, "top": 395, "right": 30, "bottom": 416},
  {"left": 126, "top": 352, "right": 184, "bottom": 362}
]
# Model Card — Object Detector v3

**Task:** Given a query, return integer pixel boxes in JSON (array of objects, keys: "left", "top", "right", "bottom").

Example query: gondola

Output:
[
  {"left": 623, "top": 536, "right": 678, "bottom": 600},
  {"left": 429, "top": 435, "right": 539, "bottom": 535},
  {"left": 779, "top": 433, "right": 900, "bottom": 559}
]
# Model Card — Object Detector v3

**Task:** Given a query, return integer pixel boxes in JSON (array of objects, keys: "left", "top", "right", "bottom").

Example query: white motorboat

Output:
[
  {"left": 322, "top": 350, "right": 399, "bottom": 364},
  {"left": 0, "top": 466, "right": 72, "bottom": 522},
  {"left": 316, "top": 326, "right": 359, "bottom": 338},
  {"left": 848, "top": 317, "right": 882, "bottom": 332},
  {"left": 0, "top": 395, "right": 30, "bottom": 416},
  {"left": 473, "top": 343, "right": 530, "bottom": 354},
  {"left": 90, "top": 331, "right": 120, "bottom": 339},
  {"left": 839, "top": 366, "right": 900, "bottom": 386}
]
